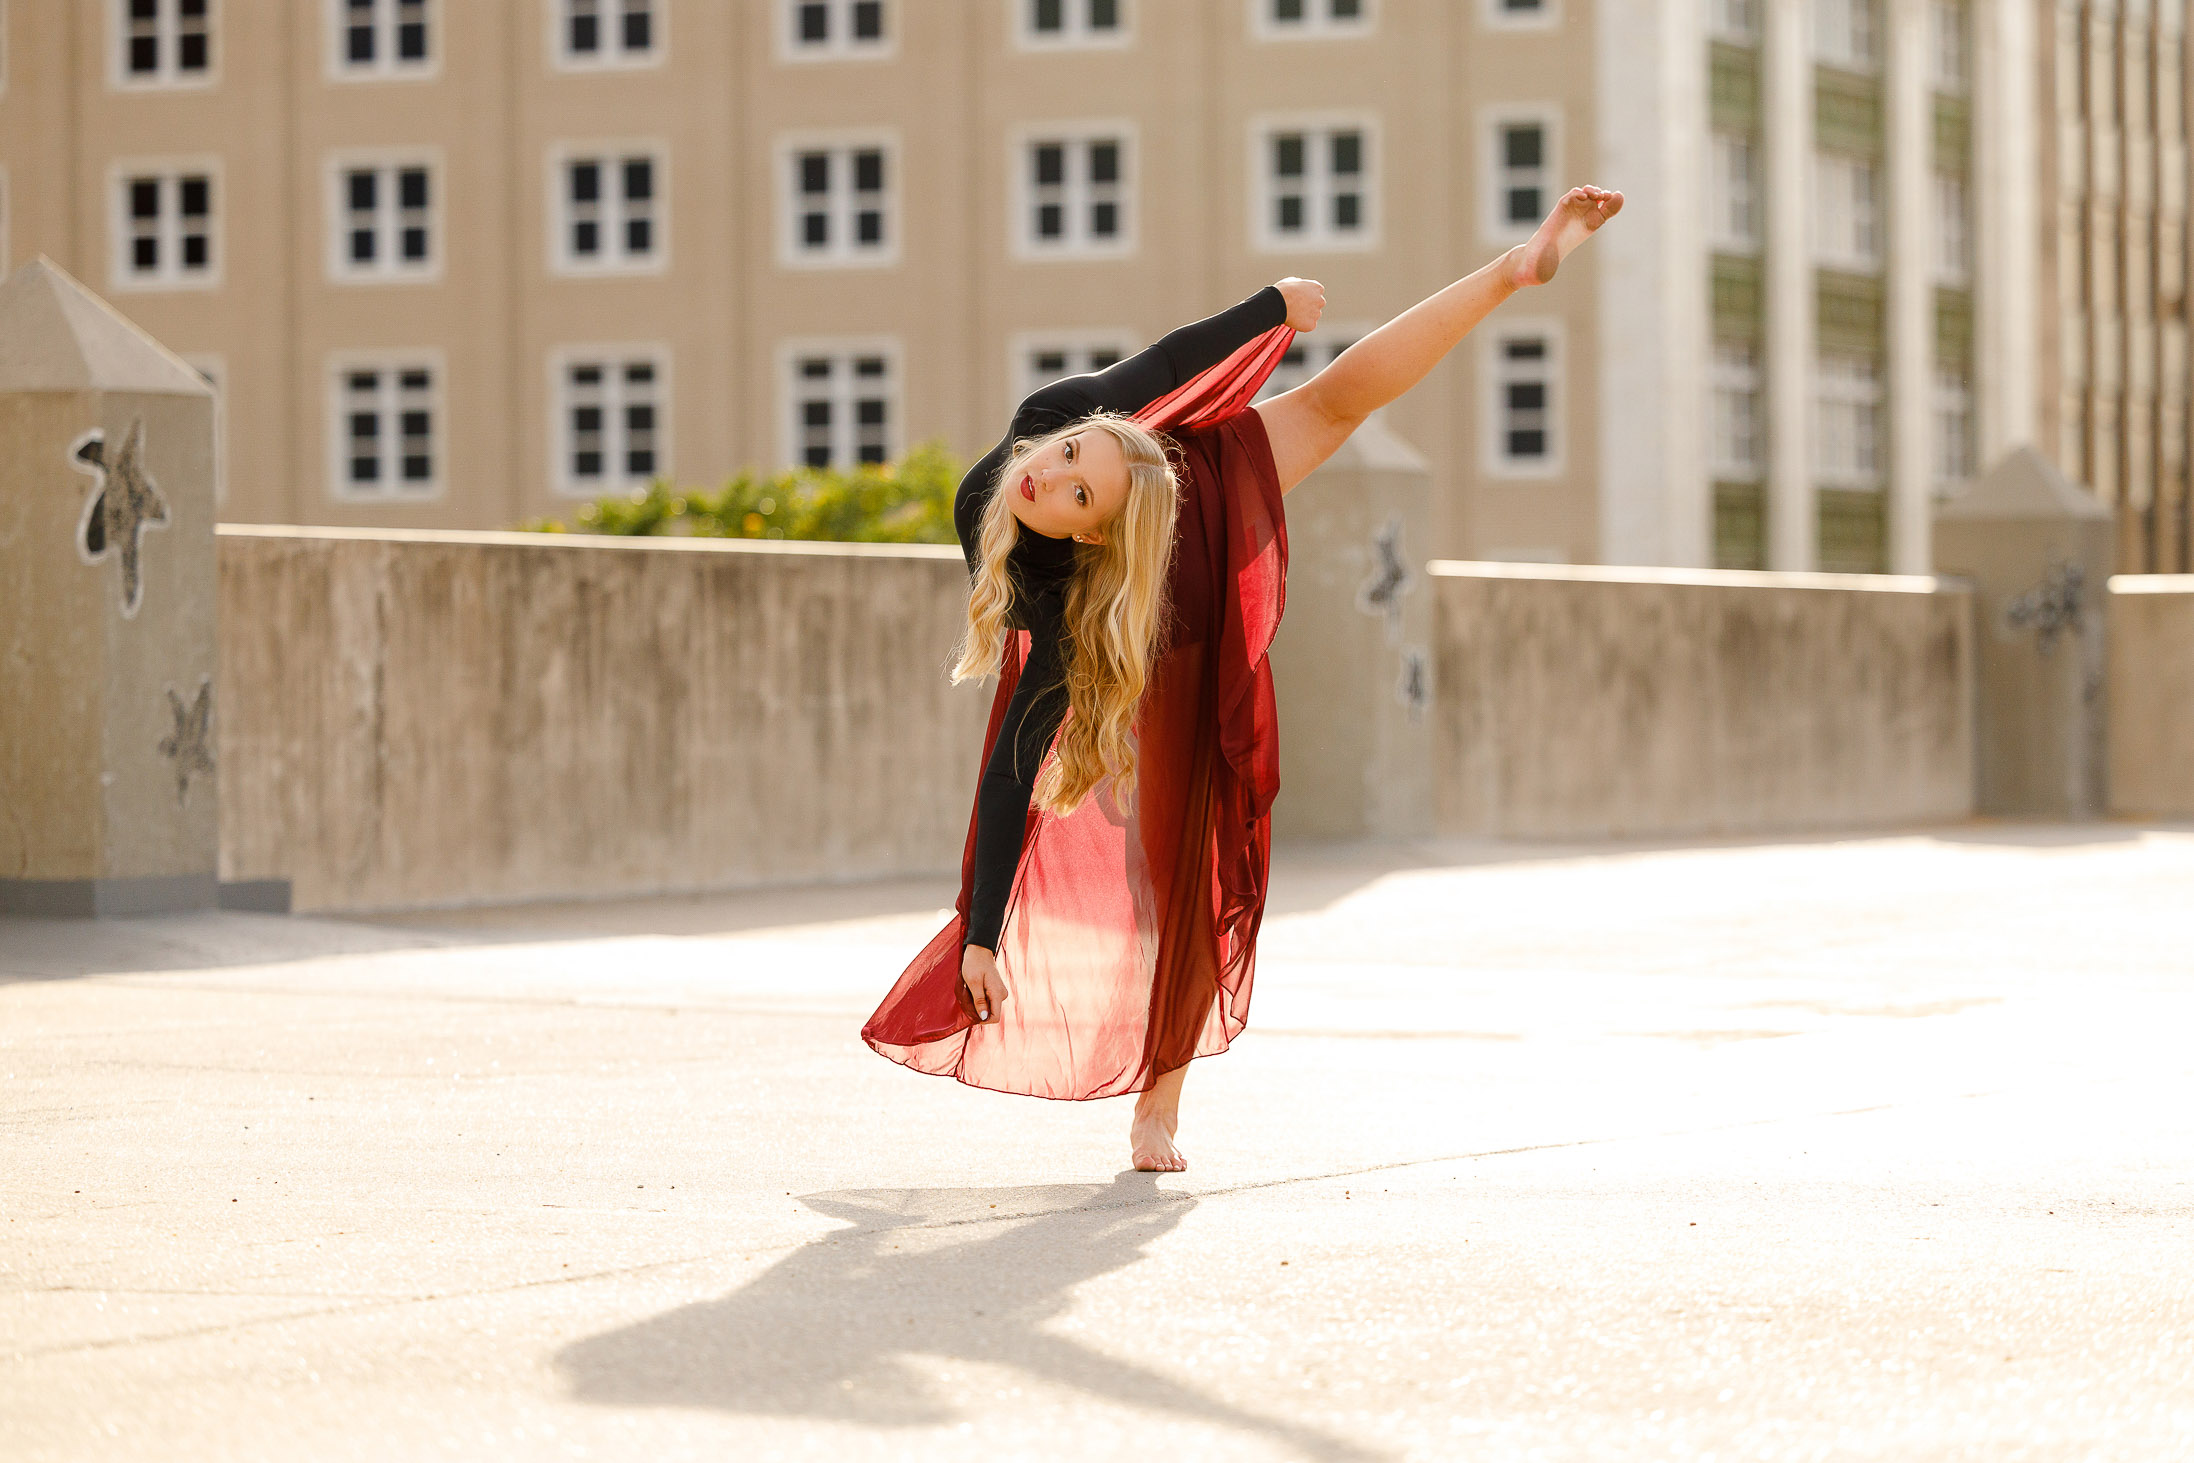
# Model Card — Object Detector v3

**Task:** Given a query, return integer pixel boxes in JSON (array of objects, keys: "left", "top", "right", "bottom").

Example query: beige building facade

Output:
[{"left": 0, "top": 0, "right": 2178, "bottom": 569}]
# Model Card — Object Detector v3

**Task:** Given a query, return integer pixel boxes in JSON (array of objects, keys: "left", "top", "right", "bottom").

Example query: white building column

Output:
[
  {"left": 1973, "top": 0, "right": 2040, "bottom": 464},
  {"left": 1886, "top": 0, "right": 1935, "bottom": 574},
  {"left": 1764, "top": 0, "right": 1817, "bottom": 570}
]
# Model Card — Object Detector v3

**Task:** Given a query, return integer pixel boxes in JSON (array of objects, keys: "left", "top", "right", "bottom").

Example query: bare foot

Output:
[
  {"left": 1510, "top": 185, "right": 1624, "bottom": 287},
  {"left": 1129, "top": 1107, "right": 1185, "bottom": 1173}
]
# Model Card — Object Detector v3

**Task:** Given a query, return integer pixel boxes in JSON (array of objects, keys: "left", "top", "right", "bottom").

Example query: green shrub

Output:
[{"left": 519, "top": 441, "right": 962, "bottom": 544}]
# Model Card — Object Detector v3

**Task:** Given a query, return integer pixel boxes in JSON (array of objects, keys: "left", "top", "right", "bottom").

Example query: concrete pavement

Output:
[{"left": 5, "top": 824, "right": 2193, "bottom": 1460}]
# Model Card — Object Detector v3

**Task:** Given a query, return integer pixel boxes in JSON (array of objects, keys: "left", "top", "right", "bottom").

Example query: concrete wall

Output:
[
  {"left": 1431, "top": 562, "right": 1976, "bottom": 838},
  {"left": 218, "top": 527, "right": 987, "bottom": 913},
  {"left": 2108, "top": 575, "right": 2194, "bottom": 817}
]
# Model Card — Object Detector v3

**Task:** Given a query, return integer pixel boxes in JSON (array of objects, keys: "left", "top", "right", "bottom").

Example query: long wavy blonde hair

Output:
[{"left": 952, "top": 411, "right": 1181, "bottom": 817}]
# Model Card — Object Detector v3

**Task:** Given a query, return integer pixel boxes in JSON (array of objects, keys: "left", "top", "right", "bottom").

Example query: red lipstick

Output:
[{"left": 1019, "top": 475, "right": 1035, "bottom": 501}]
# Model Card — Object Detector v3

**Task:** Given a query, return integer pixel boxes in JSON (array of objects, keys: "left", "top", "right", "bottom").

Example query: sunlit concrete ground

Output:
[{"left": 5, "top": 822, "right": 2192, "bottom": 1462}]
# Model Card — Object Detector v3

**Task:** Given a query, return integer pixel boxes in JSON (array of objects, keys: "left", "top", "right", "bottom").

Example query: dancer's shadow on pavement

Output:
[{"left": 555, "top": 1170, "right": 1379, "bottom": 1461}]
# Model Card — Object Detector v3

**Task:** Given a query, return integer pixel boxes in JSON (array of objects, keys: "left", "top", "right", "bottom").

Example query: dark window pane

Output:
[
  {"left": 625, "top": 217, "right": 652, "bottom": 254},
  {"left": 349, "top": 371, "right": 379, "bottom": 390},
  {"left": 622, "top": 158, "right": 653, "bottom": 201},
  {"left": 627, "top": 449, "right": 655, "bottom": 475},
  {"left": 348, "top": 26, "right": 376, "bottom": 63},
  {"left": 1333, "top": 192, "right": 1360, "bottom": 230},
  {"left": 401, "top": 410, "right": 430, "bottom": 436},
  {"left": 1034, "top": 0, "right": 1062, "bottom": 30},
  {"left": 180, "top": 0, "right": 206, "bottom": 15},
  {"left": 625, "top": 362, "right": 653, "bottom": 383},
  {"left": 351, "top": 228, "right": 377, "bottom": 263},
  {"left": 1504, "top": 338, "right": 1546, "bottom": 359},
  {"left": 575, "top": 451, "right": 603, "bottom": 476},
  {"left": 573, "top": 221, "right": 599, "bottom": 255},
  {"left": 1275, "top": 135, "right": 1305, "bottom": 177},
  {"left": 854, "top": 150, "right": 883, "bottom": 192},
  {"left": 179, "top": 33, "right": 208, "bottom": 70},
  {"left": 1277, "top": 196, "right": 1303, "bottom": 232},
  {"left": 803, "top": 212, "right": 829, "bottom": 247},
  {"left": 1036, "top": 352, "right": 1066, "bottom": 374},
  {"left": 400, "top": 170, "right": 429, "bottom": 209},
  {"left": 1275, "top": 0, "right": 1305, "bottom": 19},
  {"left": 570, "top": 14, "right": 598, "bottom": 52},
  {"left": 853, "top": 1, "right": 882, "bottom": 39},
  {"left": 856, "top": 210, "right": 882, "bottom": 244},
  {"left": 1090, "top": 0, "right": 1118, "bottom": 27},
  {"left": 804, "top": 402, "right": 831, "bottom": 427},
  {"left": 179, "top": 177, "right": 210, "bottom": 216},
  {"left": 400, "top": 370, "right": 429, "bottom": 389},
  {"left": 403, "top": 454, "right": 431, "bottom": 481},
  {"left": 800, "top": 153, "right": 830, "bottom": 195},
  {"left": 799, "top": 2, "right": 828, "bottom": 42},
  {"left": 856, "top": 400, "right": 885, "bottom": 426},
  {"left": 857, "top": 443, "right": 886, "bottom": 465},
  {"left": 570, "top": 162, "right": 600, "bottom": 203},
  {"left": 133, "top": 238, "right": 159, "bottom": 270},
  {"left": 398, "top": 22, "right": 427, "bottom": 59},
  {"left": 350, "top": 412, "right": 381, "bottom": 438},
  {"left": 804, "top": 445, "right": 831, "bottom": 468},
  {"left": 1506, "top": 185, "right": 1540, "bottom": 223},
  {"left": 1091, "top": 200, "right": 1117, "bottom": 237},
  {"left": 1331, "top": 0, "right": 1361, "bottom": 16},
  {"left": 626, "top": 405, "right": 655, "bottom": 430},
  {"left": 1090, "top": 350, "right": 1119, "bottom": 368},
  {"left": 348, "top": 171, "right": 378, "bottom": 211},
  {"left": 130, "top": 37, "right": 159, "bottom": 73},
  {"left": 1508, "top": 429, "right": 1546, "bottom": 456},
  {"left": 182, "top": 235, "right": 209, "bottom": 268},
  {"left": 1507, "top": 382, "right": 1546, "bottom": 411},
  {"left": 130, "top": 0, "right": 157, "bottom": 16},
  {"left": 572, "top": 365, "right": 602, "bottom": 384},
  {"left": 573, "top": 406, "right": 603, "bottom": 431},
  {"left": 1504, "top": 125, "right": 1542, "bottom": 169},
  {"left": 622, "top": 6, "right": 651, "bottom": 51},
  {"left": 401, "top": 227, "right": 427, "bottom": 260},
  {"left": 855, "top": 357, "right": 885, "bottom": 376},
  {"left": 1089, "top": 142, "right": 1119, "bottom": 184},
  {"left": 351, "top": 456, "right": 381, "bottom": 483},
  {"left": 800, "top": 358, "right": 831, "bottom": 378},
  {"left": 1037, "top": 203, "right": 1063, "bottom": 238},
  {"left": 131, "top": 179, "right": 161, "bottom": 218},
  {"left": 1331, "top": 131, "right": 1361, "bottom": 175},
  {"left": 1034, "top": 144, "right": 1065, "bottom": 186}
]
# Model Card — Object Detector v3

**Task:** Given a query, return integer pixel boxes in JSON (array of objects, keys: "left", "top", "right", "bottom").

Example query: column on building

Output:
[
  {"left": 1763, "top": 0, "right": 1816, "bottom": 570},
  {"left": 1972, "top": 0, "right": 2040, "bottom": 469},
  {"left": 1886, "top": 0, "right": 1934, "bottom": 574}
]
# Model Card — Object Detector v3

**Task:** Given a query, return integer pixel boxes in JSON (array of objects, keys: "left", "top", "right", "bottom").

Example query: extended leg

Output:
[{"left": 1129, "top": 1063, "right": 1188, "bottom": 1173}]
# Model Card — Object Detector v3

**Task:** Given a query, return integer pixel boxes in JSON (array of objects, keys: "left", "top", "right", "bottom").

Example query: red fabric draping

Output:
[{"left": 861, "top": 325, "right": 1296, "bottom": 1099}]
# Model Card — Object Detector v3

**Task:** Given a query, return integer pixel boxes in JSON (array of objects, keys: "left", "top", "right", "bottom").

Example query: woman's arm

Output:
[
  {"left": 1255, "top": 186, "right": 1621, "bottom": 494},
  {"left": 1064, "top": 280, "right": 1322, "bottom": 418}
]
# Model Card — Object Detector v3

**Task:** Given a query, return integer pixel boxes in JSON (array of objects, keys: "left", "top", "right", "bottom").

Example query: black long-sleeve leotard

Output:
[{"left": 955, "top": 285, "right": 1288, "bottom": 955}]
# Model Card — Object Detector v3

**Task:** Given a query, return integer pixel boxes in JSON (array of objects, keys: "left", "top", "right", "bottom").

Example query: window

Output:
[
  {"left": 1481, "top": 0, "right": 1555, "bottom": 31},
  {"left": 554, "top": 0, "right": 657, "bottom": 67},
  {"left": 1812, "top": 152, "right": 1881, "bottom": 269},
  {"left": 117, "top": 0, "right": 214, "bottom": 86},
  {"left": 333, "top": 0, "right": 430, "bottom": 77},
  {"left": 1484, "top": 112, "right": 1555, "bottom": 242},
  {"left": 553, "top": 349, "right": 668, "bottom": 495},
  {"left": 1485, "top": 326, "right": 1561, "bottom": 475},
  {"left": 1012, "top": 125, "right": 1134, "bottom": 259},
  {"left": 1709, "top": 0, "right": 1758, "bottom": 42},
  {"left": 1813, "top": 354, "right": 1882, "bottom": 488},
  {"left": 1251, "top": 0, "right": 1372, "bottom": 40},
  {"left": 783, "top": 0, "right": 888, "bottom": 59},
  {"left": 782, "top": 344, "right": 899, "bottom": 469},
  {"left": 780, "top": 136, "right": 896, "bottom": 267},
  {"left": 329, "top": 354, "right": 442, "bottom": 499},
  {"left": 1930, "top": 0, "right": 1966, "bottom": 92},
  {"left": 1934, "top": 368, "right": 1972, "bottom": 492},
  {"left": 183, "top": 354, "right": 227, "bottom": 503},
  {"left": 1709, "top": 131, "right": 1760, "bottom": 251},
  {"left": 327, "top": 154, "right": 438, "bottom": 281},
  {"left": 1010, "top": 331, "right": 1137, "bottom": 405},
  {"left": 1021, "top": 0, "right": 1126, "bottom": 47},
  {"left": 1709, "top": 343, "right": 1765, "bottom": 480},
  {"left": 111, "top": 164, "right": 218, "bottom": 290},
  {"left": 1813, "top": 0, "right": 1877, "bottom": 71},
  {"left": 552, "top": 145, "right": 665, "bottom": 273},
  {"left": 1254, "top": 326, "right": 1368, "bottom": 401},
  {"left": 1253, "top": 116, "right": 1375, "bottom": 251},
  {"left": 1934, "top": 171, "right": 1968, "bottom": 282}
]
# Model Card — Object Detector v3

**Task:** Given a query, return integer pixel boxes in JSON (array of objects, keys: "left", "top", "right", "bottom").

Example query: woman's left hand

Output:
[{"left": 1276, "top": 277, "right": 1326, "bottom": 333}]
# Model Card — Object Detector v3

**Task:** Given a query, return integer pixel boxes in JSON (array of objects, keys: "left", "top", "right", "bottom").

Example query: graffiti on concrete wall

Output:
[
  {"left": 2003, "top": 561, "right": 2084, "bottom": 654},
  {"left": 1395, "top": 648, "right": 1429, "bottom": 724},
  {"left": 158, "top": 676, "right": 215, "bottom": 805},
  {"left": 71, "top": 418, "right": 170, "bottom": 619},
  {"left": 1355, "top": 514, "right": 1414, "bottom": 644}
]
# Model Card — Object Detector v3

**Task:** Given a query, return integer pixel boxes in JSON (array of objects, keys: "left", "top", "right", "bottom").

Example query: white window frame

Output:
[
  {"left": 547, "top": 0, "right": 663, "bottom": 71},
  {"left": 778, "top": 338, "right": 903, "bottom": 471},
  {"left": 328, "top": 0, "right": 436, "bottom": 80},
  {"left": 1016, "top": 0, "right": 1131, "bottom": 50},
  {"left": 1482, "top": 106, "right": 1559, "bottom": 246},
  {"left": 1482, "top": 320, "right": 1564, "bottom": 479},
  {"left": 548, "top": 140, "right": 668, "bottom": 276},
  {"left": 1933, "top": 367, "right": 1973, "bottom": 493},
  {"left": 324, "top": 149, "right": 442, "bottom": 284},
  {"left": 1248, "top": 0, "right": 1375, "bottom": 42},
  {"left": 1255, "top": 321, "right": 1373, "bottom": 401},
  {"left": 1250, "top": 111, "right": 1379, "bottom": 254},
  {"left": 1708, "top": 0, "right": 1759, "bottom": 43},
  {"left": 1708, "top": 342, "right": 1765, "bottom": 480},
  {"left": 1930, "top": 0, "right": 1967, "bottom": 92},
  {"left": 1008, "top": 121, "right": 1137, "bottom": 262},
  {"left": 1812, "top": 352, "right": 1884, "bottom": 489},
  {"left": 1812, "top": 150, "right": 1882, "bottom": 270},
  {"left": 1007, "top": 329, "right": 1139, "bottom": 412},
  {"left": 325, "top": 349, "right": 446, "bottom": 502},
  {"left": 1813, "top": 0, "right": 1878, "bottom": 72},
  {"left": 549, "top": 345, "right": 671, "bottom": 498},
  {"left": 1709, "top": 130, "right": 1760, "bottom": 252},
  {"left": 181, "top": 353, "right": 226, "bottom": 503},
  {"left": 111, "top": 0, "right": 218, "bottom": 90},
  {"left": 108, "top": 157, "right": 223, "bottom": 293},
  {"left": 776, "top": 130, "right": 900, "bottom": 270},
  {"left": 1933, "top": 170, "right": 1969, "bottom": 283},
  {"left": 1480, "top": 0, "right": 1557, "bottom": 34},
  {"left": 778, "top": 0, "right": 893, "bottom": 61}
]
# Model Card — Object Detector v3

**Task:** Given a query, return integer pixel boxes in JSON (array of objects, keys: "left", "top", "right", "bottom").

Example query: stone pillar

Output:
[
  {"left": 1885, "top": 0, "right": 1935, "bottom": 575},
  {"left": 1971, "top": 0, "right": 2040, "bottom": 463},
  {"left": 0, "top": 258, "right": 222, "bottom": 915},
  {"left": 1933, "top": 445, "right": 2115, "bottom": 817},
  {"left": 1763, "top": 0, "right": 1816, "bottom": 570},
  {"left": 1267, "top": 416, "right": 1435, "bottom": 841}
]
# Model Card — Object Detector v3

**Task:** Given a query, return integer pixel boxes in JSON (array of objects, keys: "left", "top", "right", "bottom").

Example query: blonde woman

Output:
[{"left": 866, "top": 185, "right": 1623, "bottom": 1171}]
